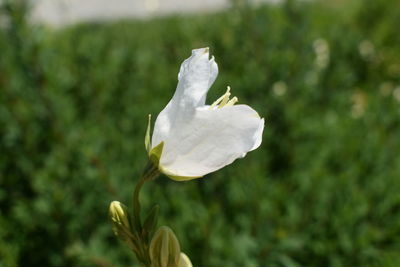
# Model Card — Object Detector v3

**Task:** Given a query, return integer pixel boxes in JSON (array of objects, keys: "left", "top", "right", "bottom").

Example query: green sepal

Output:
[
  {"left": 145, "top": 114, "right": 152, "bottom": 154},
  {"left": 149, "top": 141, "right": 164, "bottom": 167}
]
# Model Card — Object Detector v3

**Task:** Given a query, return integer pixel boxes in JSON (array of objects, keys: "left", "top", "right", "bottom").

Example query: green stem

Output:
[
  {"left": 132, "top": 161, "right": 160, "bottom": 261},
  {"left": 133, "top": 174, "right": 147, "bottom": 232}
]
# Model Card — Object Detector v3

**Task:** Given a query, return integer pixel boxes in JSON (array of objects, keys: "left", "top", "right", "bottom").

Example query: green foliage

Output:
[{"left": 1, "top": 0, "right": 400, "bottom": 266}]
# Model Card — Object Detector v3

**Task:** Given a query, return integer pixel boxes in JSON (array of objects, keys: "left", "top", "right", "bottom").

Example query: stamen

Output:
[
  {"left": 219, "top": 86, "right": 231, "bottom": 107},
  {"left": 211, "top": 86, "right": 231, "bottom": 108},
  {"left": 225, "top": 96, "right": 238, "bottom": 107}
]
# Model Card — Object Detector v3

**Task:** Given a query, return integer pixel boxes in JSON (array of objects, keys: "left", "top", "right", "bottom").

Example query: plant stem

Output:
[
  {"left": 133, "top": 174, "right": 147, "bottom": 232},
  {"left": 132, "top": 161, "right": 160, "bottom": 264}
]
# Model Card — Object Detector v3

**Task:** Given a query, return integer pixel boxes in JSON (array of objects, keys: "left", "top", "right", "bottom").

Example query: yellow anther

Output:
[{"left": 224, "top": 96, "right": 238, "bottom": 107}]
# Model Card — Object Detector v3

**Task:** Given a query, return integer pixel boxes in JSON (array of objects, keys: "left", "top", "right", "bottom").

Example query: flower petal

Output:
[
  {"left": 159, "top": 105, "right": 264, "bottom": 178},
  {"left": 152, "top": 48, "right": 218, "bottom": 148},
  {"left": 177, "top": 48, "right": 218, "bottom": 107}
]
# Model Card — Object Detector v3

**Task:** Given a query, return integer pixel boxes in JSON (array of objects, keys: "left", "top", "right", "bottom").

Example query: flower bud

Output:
[
  {"left": 150, "top": 226, "right": 181, "bottom": 267},
  {"left": 109, "top": 201, "right": 131, "bottom": 230},
  {"left": 109, "top": 201, "right": 140, "bottom": 254},
  {"left": 178, "top": 253, "right": 193, "bottom": 267}
]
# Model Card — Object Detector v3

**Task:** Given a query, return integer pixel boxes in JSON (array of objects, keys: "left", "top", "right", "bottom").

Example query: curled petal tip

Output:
[
  {"left": 192, "top": 47, "right": 210, "bottom": 57},
  {"left": 192, "top": 47, "right": 209, "bottom": 56}
]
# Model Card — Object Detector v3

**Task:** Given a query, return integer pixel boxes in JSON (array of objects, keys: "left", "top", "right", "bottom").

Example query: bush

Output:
[{"left": 1, "top": 0, "right": 400, "bottom": 266}]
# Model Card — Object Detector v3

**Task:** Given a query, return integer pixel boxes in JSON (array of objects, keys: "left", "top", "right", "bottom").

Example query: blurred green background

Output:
[{"left": 1, "top": 0, "right": 400, "bottom": 266}]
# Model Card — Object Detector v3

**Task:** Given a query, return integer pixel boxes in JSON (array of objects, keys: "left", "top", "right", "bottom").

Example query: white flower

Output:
[{"left": 146, "top": 48, "right": 264, "bottom": 181}]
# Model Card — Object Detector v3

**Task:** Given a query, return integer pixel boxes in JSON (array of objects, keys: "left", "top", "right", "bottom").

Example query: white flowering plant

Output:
[{"left": 109, "top": 48, "right": 264, "bottom": 267}]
